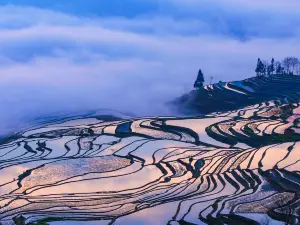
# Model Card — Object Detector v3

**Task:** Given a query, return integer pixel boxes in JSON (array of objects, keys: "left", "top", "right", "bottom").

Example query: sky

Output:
[{"left": 1, "top": 0, "right": 300, "bottom": 135}]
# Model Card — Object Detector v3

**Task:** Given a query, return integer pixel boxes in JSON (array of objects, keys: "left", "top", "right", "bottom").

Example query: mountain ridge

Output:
[{"left": 174, "top": 74, "right": 300, "bottom": 114}]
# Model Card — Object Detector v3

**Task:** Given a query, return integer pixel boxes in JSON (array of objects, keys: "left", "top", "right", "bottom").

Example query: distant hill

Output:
[{"left": 173, "top": 74, "right": 300, "bottom": 114}]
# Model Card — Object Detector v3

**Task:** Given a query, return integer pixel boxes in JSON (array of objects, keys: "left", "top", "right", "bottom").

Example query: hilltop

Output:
[
  {"left": 174, "top": 74, "right": 300, "bottom": 114},
  {"left": 1, "top": 89, "right": 300, "bottom": 225}
]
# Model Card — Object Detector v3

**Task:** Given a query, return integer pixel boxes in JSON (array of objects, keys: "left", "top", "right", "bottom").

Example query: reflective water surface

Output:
[{"left": 0, "top": 102, "right": 299, "bottom": 225}]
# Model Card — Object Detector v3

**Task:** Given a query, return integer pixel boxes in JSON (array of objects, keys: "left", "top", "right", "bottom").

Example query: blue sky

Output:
[
  {"left": 1, "top": 0, "right": 300, "bottom": 134},
  {"left": 0, "top": 0, "right": 158, "bottom": 17}
]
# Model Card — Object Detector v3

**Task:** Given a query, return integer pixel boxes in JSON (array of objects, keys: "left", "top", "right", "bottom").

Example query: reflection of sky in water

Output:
[
  {"left": 114, "top": 201, "right": 179, "bottom": 225},
  {"left": 0, "top": 108, "right": 299, "bottom": 224}
]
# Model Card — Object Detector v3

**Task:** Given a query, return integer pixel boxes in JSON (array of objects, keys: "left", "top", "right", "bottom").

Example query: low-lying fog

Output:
[{"left": 1, "top": 4, "right": 300, "bottom": 136}]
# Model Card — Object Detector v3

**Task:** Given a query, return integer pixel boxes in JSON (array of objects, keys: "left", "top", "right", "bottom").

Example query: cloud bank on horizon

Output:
[{"left": 0, "top": 0, "right": 300, "bottom": 134}]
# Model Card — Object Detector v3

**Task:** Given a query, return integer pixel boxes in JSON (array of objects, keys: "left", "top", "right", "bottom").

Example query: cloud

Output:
[
  {"left": 0, "top": 4, "right": 300, "bottom": 136},
  {"left": 164, "top": 0, "right": 300, "bottom": 39}
]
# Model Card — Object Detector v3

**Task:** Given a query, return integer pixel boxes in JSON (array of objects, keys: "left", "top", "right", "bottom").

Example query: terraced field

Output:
[
  {"left": 1, "top": 75, "right": 300, "bottom": 225},
  {"left": 175, "top": 74, "right": 300, "bottom": 114}
]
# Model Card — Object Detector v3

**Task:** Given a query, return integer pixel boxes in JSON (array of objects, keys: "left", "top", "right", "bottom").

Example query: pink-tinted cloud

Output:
[{"left": 0, "top": 5, "right": 300, "bottom": 136}]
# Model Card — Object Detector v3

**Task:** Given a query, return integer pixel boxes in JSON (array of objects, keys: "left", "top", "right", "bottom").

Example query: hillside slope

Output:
[
  {"left": 1, "top": 100, "right": 300, "bottom": 225},
  {"left": 174, "top": 74, "right": 300, "bottom": 114}
]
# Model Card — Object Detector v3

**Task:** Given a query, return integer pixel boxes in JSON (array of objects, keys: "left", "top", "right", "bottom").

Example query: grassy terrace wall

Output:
[{"left": 175, "top": 74, "right": 300, "bottom": 114}]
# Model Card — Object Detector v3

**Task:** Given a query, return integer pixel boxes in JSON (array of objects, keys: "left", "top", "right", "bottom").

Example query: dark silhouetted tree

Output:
[
  {"left": 255, "top": 58, "right": 262, "bottom": 76},
  {"left": 282, "top": 57, "right": 299, "bottom": 75},
  {"left": 194, "top": 69, "right": 205, "bottom": 88},
  {"left": 283, "top": 57, "right": 292, "bottom": 74},
  {"left": 270, "top": 58, "right": 275, "bottom": 75},
  {"left": 296, "top": 61, "right": 300, "bottom": 75},
  {"left": 255, "top": 58, "right": 266, "bottom": 76},
  {"left": 276, "top": 62, "right": 284, "bottom": 75},
  {"left": 262, "top": 60, "right": 269, "bottom": 76},
  {"left": 291, "top": 57, "right": 300, "bottom": 74},
  {"left": 267, "top": 65, "right": 272, "bottom": 76}
]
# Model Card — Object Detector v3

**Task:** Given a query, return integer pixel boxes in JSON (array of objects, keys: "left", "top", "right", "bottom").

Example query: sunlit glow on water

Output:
[{"left": 0, "top": 103, "right": 299, "bottom": 225}]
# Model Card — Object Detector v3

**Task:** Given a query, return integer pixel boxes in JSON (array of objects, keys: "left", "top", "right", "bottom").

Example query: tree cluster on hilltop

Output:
[
  {"left": 193, "top": 56, "right": 300, "bottom": 89},
  {"left": 255, "top": 57, "right": 300, "bottom": 76},
  {"left": 194, "top": 69, "right": 205, "bottom": 88}
]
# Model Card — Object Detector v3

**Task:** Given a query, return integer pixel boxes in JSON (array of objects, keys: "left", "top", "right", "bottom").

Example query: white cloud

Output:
[
  {"left": 164, "top": 0, "right": 300, "bottom": 12},
  {"left": 0, "top": 5, "right": 300, "bottom": 136}
]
